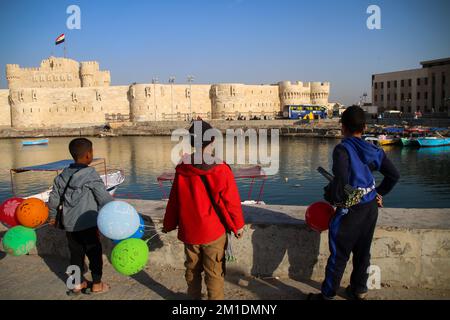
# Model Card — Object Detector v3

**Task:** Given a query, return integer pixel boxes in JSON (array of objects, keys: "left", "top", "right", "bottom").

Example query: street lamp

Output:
[
  {"left": 187, "top": 75, "right": 194, "bottom": 118},
  {"left": 169, "top": 76, "right": 175, "bottom": 120},
  {"left": 152, "top": 77, "right": 159, "bottom": 121}
]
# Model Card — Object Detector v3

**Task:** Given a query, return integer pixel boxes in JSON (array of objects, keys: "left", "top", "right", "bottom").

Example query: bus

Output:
[{"left": 285, "top": 105, "right": 328, "bottom": 120}]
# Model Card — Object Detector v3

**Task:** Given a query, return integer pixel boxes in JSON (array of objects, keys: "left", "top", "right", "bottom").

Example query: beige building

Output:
[
  {"left": 1, "top": 57, "right": 330, "bottom": 128},
  {"left": 372, "top": 57, "right": 450, "bottom": 116}
]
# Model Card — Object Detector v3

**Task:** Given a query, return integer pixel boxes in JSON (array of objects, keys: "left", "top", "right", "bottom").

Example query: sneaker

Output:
[{"left": 345, "top": 286, "right": 368, "bottom": 300}]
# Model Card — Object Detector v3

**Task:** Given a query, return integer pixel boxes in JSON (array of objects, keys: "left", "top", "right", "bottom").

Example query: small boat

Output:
[
  {"left": 378, "top": 135, "right": 400, "bottom": 146},
  {"left": 363, "top": 135, "right": 379, "bottom": 146},
  {"left": 22, "top": 138, "right": 49, "bottom": 146},
  {"left": 10, "top": 158, "right": 125, "bottom": 202},
  {"left": 416, "top": 137, "right": 450, "bottom": 147},
  {"left": 400, "top": 137, "right": 419, "bottom": 147}
]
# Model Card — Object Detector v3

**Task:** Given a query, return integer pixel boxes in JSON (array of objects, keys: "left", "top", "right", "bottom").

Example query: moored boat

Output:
[
  {"left": 416, "top": 137, "right": 450, "bottom": 147},
  {"left": 22, "top": 138, "right": 49, "bottom": 146},
  {"left": 10, "top": 158, "right": 124, "bottom": 202},
  {"left": 400, "top": 137, "right": 419, "bottom": 147},
  {"left": 378, "top": 135, "right": 400, "bottom": 146}
]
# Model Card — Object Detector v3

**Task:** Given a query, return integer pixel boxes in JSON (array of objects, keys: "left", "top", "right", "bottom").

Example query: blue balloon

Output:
[
  {"left": 113, "top": 214, "right": 145, "bottom": 244},
  {"left": 97, "top": 201, "right": 140, "bottom": 240}
]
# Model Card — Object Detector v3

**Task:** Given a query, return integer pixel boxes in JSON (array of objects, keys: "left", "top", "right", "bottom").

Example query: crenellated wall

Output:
[
  {"left": 310, "top": 81, "right": 330, "bottom": 106},
  {"left": 3, "top": 57, "right": 331, "bottom": 127},
  {"left": 5, "top": 57, "right": 109, "bottom": 89}
]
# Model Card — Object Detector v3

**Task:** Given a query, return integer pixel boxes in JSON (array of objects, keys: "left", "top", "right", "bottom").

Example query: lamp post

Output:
[
  {"left": 169, "top": 76, "right": 175, "bottom": 120},
  {"left": 187, "top": 75, "right": 194, "bottom": 119},
  {"left": 152, "top": 77, "right": 158, "bottom": 121}
]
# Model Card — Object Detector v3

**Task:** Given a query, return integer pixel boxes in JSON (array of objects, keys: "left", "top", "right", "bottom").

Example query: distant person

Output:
[
  {"left": 309, "top": 106, "right": 400, "bottom": 300},
  {"left": 163, "top": 120, "right": 245, "bottom": 300},
  {"left": 48, "top": 138, "right": 113, "bottom": 295}
]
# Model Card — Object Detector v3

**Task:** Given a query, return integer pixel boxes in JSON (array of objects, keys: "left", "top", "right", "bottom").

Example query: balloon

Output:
[
  {"left": 16, "top": 198, "right": 49, "bottom": 228},
  {"left": 305, "top": 201, "right": 335, "bottom": 232},
  {"left": 113, "top": 214, "right": 145, "bottom": 244},
  {"left": 111, "top": 238, "right": 149, "bottom": 276},
  {"left": 2, "top": 225, "right": 37, "bottom": 256},
  {"left": 0, "top": 197, "right": 23, "bottom": 228},
  {"left": 97, "top": 201, "right": 140, "bottom": 240}
]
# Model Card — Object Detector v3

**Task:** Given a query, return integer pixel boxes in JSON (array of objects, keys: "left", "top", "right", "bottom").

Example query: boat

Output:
[
  {"left": 378, "top": 135, "right": 400, "bottom": 146},
  {"left": 416, "top": 137, "right": 450, "bottom": 147},
  {"left": 157, "top": 165, "right": 267, "bottom": 204},
  {"left": 362, "top": 135, "right": 379, "bottom": 146},
  {"left": 22, "top": 138, "right": 49, "bottom": 146},
  {"left": 10, "top": 158, "right": 124, "bottom": 202},
  {"left": 400, "top": 137, "right": 419, "bottom": 147}
]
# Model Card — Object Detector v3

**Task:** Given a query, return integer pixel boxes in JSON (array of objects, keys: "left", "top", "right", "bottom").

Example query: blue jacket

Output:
[{"left": 340, "top": 137, "right": 385, "bottom": 204}]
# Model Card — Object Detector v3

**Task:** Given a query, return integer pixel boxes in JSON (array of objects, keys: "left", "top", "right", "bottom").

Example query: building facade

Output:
[
  {"left": 372, "top": 58, "right": 450, "bottom": 116},
  {"left": 1, "top": 57, "right": 330, "bottom": 128}
]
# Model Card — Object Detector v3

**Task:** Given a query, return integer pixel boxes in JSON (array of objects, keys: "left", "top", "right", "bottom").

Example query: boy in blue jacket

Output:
[{"left": 309, "top": 106, "right": 399, "bottom": 300}]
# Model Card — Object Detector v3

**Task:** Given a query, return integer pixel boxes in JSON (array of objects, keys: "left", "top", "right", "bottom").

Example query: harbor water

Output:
[{"left": 0, "top": 136, "right": 449, "bottom": 208}]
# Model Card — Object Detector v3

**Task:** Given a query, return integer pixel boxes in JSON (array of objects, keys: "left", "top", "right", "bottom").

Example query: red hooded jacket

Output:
[{"left": 163, "top": 161, "right": 245, "bottom": 245}]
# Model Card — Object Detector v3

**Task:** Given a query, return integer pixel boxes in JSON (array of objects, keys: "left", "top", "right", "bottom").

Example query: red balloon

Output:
[
  {"left": 0, "top": 197, "right": 24, "bottom": 228},
  {"left": 305, "top": 201, "right": 335, "bottom": 232}
]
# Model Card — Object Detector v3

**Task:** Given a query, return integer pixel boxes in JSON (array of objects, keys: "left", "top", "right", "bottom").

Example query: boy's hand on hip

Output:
[
  {"left": 376, "top": 194, "right": 383, "bottom": 208},
  {"left": 235, "top": 228, "right": 244, "bottom": 239}
]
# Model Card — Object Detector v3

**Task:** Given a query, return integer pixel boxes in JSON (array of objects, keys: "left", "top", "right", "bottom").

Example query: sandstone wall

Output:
[
  {"left": 6, "top": 57, "right": 110, "bottom": 89},
  {"left": 210, "top": 84, "right": 281, "bottom": 119},
  {"left": 130, "top": 83, "right": 212, "bottom": 122},
  {"left": 0, "top": 90, "right": 11, "bottom": 127},
  {"left": 9, "top": 86, "right": 129, "bottom": 128}
]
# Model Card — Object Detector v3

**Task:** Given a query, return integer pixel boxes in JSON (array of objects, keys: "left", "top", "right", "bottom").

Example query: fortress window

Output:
[{"left": 30, "top": 108, "right": 32, "bottom": 113}]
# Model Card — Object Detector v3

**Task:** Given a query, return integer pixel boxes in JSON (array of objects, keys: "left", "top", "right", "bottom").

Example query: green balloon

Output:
[
  {"left": 2, "top": 225, "right": 37, "bottom": 256},
  {"left": 111, "top": 238, "right": 149, "bottom": 276}
]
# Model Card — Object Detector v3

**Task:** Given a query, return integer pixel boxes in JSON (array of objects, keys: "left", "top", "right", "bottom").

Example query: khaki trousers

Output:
[{"left": 184, "top": 233, "right": 227, "bottom": 300}]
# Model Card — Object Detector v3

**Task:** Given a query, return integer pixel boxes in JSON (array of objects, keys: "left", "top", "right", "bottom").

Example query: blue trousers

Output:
[{"left": 321, "top": 199, "right": 378, "bottom": 298}]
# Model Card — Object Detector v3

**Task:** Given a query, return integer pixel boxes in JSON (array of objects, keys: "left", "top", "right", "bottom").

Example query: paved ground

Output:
[{"left": 0, "top": 253, "right": 449, "bottom": 300}]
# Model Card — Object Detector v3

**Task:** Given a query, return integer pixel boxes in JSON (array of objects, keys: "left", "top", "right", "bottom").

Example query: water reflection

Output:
[{"left": 0, "top": 137, "right": 449, "bottom": 208}]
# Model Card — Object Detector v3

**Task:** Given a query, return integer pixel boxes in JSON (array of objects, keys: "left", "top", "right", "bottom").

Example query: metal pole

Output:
[
  {"left": 187, "top": 75, "right": 194, "bottom": 120},
  {"left": 169, "top": 76, "right": 175, "bottom": 121},
  {"left": 64, "top": 39, "right": 67, "bottom": 58}
]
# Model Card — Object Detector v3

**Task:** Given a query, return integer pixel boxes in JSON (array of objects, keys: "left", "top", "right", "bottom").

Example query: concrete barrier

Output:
[{"left": 2, "top": 199, "right": 449, "bottom": 290}]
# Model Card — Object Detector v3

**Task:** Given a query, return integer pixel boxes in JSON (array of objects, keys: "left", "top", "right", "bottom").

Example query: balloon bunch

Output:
[
  {"left": 1, "top": 197, "right": 49, "bottom": 256},
  {"left": 97, "top": 200, "right": 159, "bottom": 276}
]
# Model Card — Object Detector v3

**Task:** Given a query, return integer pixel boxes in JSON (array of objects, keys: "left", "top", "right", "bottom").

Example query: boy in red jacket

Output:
[{"left": 163, "top": 120, "right": 245, "bottom": 300}]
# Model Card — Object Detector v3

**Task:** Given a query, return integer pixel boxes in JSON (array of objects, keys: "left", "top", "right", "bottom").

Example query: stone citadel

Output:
[{"left": 0, "top": 57, "right": 330, "bottom": 128}]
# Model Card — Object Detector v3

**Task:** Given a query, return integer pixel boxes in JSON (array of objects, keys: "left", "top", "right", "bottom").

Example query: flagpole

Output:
[{"left": 64, "top": 40, "right": 67, "bottom": 58}]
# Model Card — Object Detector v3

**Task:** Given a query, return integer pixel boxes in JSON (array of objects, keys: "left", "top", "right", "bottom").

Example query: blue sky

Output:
[{"left": 0, "top": 0, "right": 449, "bottom": 105}]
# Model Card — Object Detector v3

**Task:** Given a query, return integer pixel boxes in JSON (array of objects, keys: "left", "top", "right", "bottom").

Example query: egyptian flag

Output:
[{"left": 55, "top": 34, "right": 65, "bottom": 45}]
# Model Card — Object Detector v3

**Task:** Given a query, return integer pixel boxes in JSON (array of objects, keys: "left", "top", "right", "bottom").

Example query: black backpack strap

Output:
[
  {"left": 199, "top": 175, "right": 230, "bottom": 232},
  {"left": 55, "top": 168, "right": 82, "bottom": 229}
]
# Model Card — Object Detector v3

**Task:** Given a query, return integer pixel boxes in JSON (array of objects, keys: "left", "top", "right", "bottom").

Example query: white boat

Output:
[{"left": 10, "top": 158, "right": 125, "bottom": 202}]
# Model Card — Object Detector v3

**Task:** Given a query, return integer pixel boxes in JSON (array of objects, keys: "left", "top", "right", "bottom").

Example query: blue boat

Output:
[
  {"left": 22, "top": 138, "right": 49, "bottom": 146},
  {"left": 416, "top": 137, "right": 450, "bottom": 147}
]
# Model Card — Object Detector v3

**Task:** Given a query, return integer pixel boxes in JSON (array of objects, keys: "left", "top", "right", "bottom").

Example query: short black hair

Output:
[
  {"left": 69, "top": 138, "right": 93, "bottom": 160},
  {"left": 188, "top": 120, "right": 214, "bottom": 148},
  {"left": 341, "top": 105, "right": 366, "bottom": 134}
]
